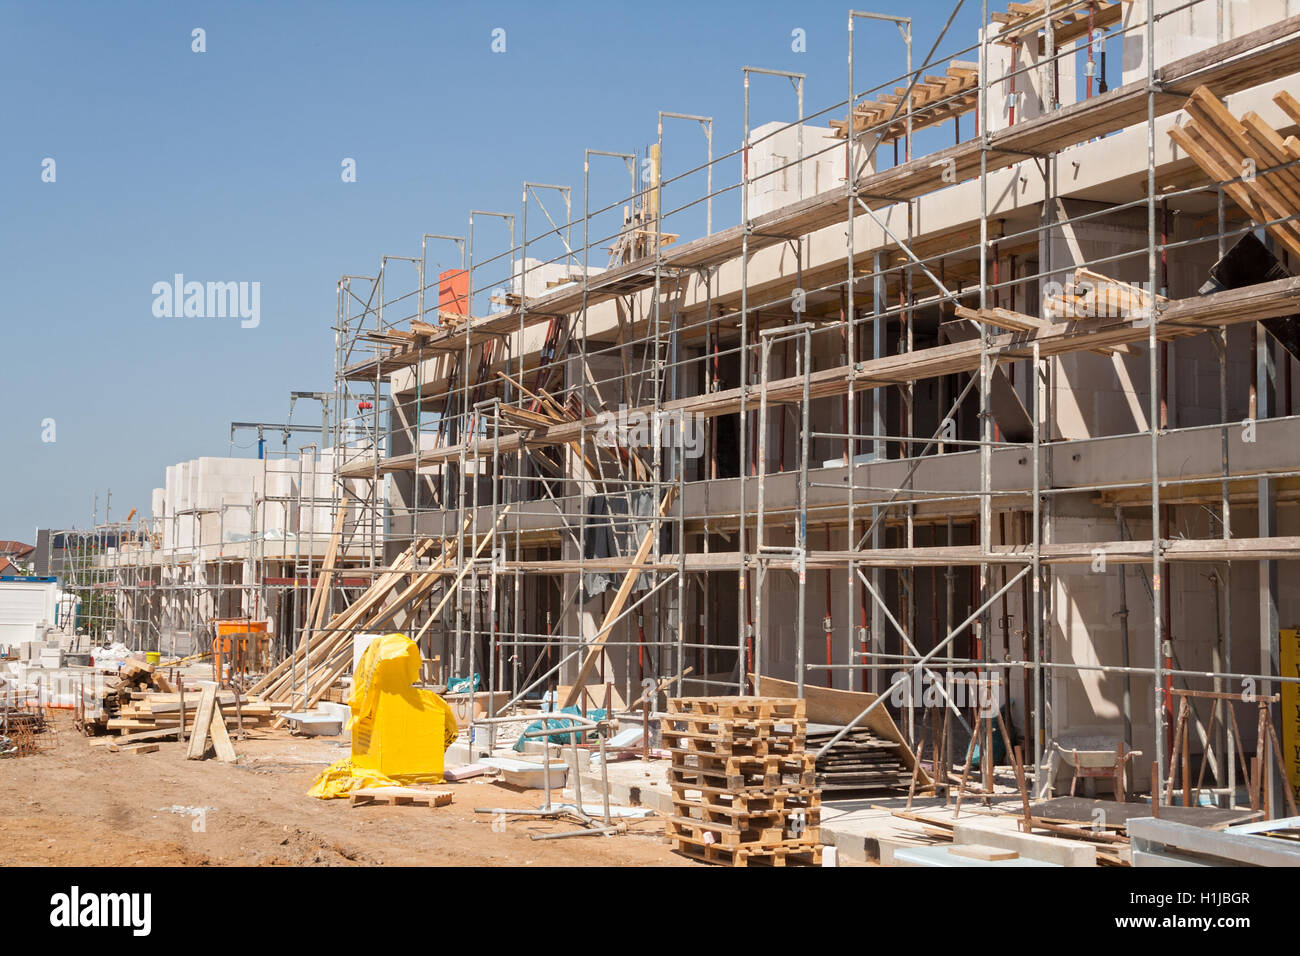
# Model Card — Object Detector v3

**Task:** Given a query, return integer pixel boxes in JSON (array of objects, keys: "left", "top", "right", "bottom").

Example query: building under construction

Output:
[{"left": 52, "top": 0, "right": 1300, "bottom": 841}]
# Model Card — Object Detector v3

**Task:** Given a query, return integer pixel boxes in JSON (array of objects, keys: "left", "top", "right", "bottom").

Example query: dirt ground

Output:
[{"left": 0, "top": 712, "right": 696, "bottom": 867}]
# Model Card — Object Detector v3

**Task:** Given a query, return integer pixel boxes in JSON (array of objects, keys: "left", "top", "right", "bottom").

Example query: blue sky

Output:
[{"left": 0, "top": 0, "right": 981, "bottom": 540}]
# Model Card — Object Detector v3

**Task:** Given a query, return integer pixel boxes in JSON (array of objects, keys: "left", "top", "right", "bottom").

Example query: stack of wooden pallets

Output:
[{"left": 662, "top": 696, "right": 821, "bottom": 867}]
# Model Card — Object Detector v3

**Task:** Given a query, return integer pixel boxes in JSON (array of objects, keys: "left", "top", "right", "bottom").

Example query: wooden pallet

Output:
[
  {"left": 668, "top": 814, "right": 820, "bottom": 846},
  {"left": 662, "top": 728, "right": 806, "bottom": 758},
  {"left": 349, "top": 787, "right": 453, "bottom": 808},
  {"left": 669, "top": 754, "right": 818, "bottom": 791},
  {"left": 668, "top": 780, "right": 822, "bottom": 811},
  {"left": 672, "top": 797, "right": 821, "bottom": 830},
  {"left": 670, "top": 834, "right": 821, "bottom": 868},
  {"left": 661, "top": 713, "right": 806, "bottom": 734},
  {"left": 667, "top": 696, "right": 805, "bottom": 721},
  {"left": 671, "top": 750, "right": 815, "bottom": 774}
]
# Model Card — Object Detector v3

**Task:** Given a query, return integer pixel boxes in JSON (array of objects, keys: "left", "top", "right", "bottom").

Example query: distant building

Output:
[
  {"left": 0, "top": 542, "right": 34, "bottom": 577},
  {"left": 0, "top": 540, "right": 35, "bottom": 563}
]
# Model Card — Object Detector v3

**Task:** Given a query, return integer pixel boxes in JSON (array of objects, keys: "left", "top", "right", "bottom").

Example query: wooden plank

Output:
[
  {"left": 103, "top": 726, "right": 183, "bottom": 745},
  {"left": 561, "top": 485, "right": 679, "bottom": 708},
  {"left": 278, "top": 510, "right": 504, "bottom": 723},
  {"left": 1239, "top": 111, "right": 1300, "bottom": 209},
  {"left": 306, "top": 505, "right": 348, "bottom": 634},
  {"left": 1274, "top": 89, "right": 1300, "bottom": 128},
  {"left": 1182, "top": 88, "right": 1300, "bottom": 254},
  {"left": 257, "top": 520, "right": 471, "bottom": 703},
  {"left": 185, "top": 684, "right": 218, "bottom": 760},
  {"left": 949, "top": 844, "right": 1019, "bottom": 861},
  {"left": 1187, "top": 87, "right": 1300, "bottom": 212},
  {"left": 209, "top": 702, "right": 237, "bottom": 762},
  {"left": 250, "top": 536, "right": 432, "bottom": 694},
  {"left": 1168, "top": 124, "right": 1283, "bottom": 246}
]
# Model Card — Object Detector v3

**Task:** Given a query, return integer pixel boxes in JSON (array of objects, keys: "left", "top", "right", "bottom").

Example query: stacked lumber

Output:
[
  {"left": 1043, "top": 267, "right": 1167, "bottom": 323},
  {"left": 955, "top": 298, "right": 1137, "bottom": 357},
  {"left": 494, "top": 371, "right": 612, "bottom": 480},
  {"left": 78, "top": 658, "right": 167, "bottom": 733},
  {"left": 1168, "top": 86, "right": 1300, "bottom": 260},
  {"left": 105, "top": 688, "right": 284, "bottom": 734},
  {"left": 806, "top": 722, "right": 911, "bottom": 793},
  {"left": 663, "top": 697, "right": 821, "bottom": 867},
  {"left": 755, "top": 676, "right": 931, "bottom": 788},
  {"left": 991, "top": 0, "right": 1130, "bottom": 49},
  {"left": 249, "top": 507, "right": 508, "bottom": 720},
  {"left": 832, "top": 60, "right": 978, "bottom": 142}
]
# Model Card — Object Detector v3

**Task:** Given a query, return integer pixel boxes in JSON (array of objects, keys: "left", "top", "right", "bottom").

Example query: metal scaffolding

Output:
[{"left": 75, "top": 1, "right": 1300, "bottom": 815}]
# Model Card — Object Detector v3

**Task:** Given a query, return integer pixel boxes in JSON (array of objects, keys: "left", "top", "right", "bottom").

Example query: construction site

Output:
[{"left": 7, "top": 0, "right": 1300, "bottom": 872}]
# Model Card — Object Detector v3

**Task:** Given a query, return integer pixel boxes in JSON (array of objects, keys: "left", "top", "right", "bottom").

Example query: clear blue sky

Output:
[{"left": 0, "top": 0, "right": 979, "bottom": 540}]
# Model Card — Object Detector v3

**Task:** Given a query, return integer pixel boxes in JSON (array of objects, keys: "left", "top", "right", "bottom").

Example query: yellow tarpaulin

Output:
[{"left": 309, "top": 633, "right": 458, "bottom": 799}]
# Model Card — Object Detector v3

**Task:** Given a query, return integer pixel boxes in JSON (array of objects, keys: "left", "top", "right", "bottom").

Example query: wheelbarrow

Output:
[{"left": 1054, "top": 735, "right": 1142, "bottom": 801}]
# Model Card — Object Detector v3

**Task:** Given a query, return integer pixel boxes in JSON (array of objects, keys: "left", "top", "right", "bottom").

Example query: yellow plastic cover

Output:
[{"left": 308, "top": 633, "right": 458, "bottom": 799}]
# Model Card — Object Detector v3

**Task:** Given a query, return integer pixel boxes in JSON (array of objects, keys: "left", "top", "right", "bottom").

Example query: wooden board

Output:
[
  {"left": 562, "top": 485, "right": 678, "bottom": 708},
  {"left": 208, "top": 702, "right": 237, "bottom": 763},
  {"left": 949, "top": 843, "right": 1018, "bottom": 861},
  {"left": 101, "top": 726, "right": 183, "bottom": 745},
  {"left": 185, "top": 684, "right": 217, "bottom": 760}
]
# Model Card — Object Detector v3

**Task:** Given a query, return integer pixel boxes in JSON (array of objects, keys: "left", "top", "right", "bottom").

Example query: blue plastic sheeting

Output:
[
  {"left": 513, "top": 706, "right": 607, "bottom": 752},
  {"left": 447, "top": 674, "right": 480, "bottom": 694}
]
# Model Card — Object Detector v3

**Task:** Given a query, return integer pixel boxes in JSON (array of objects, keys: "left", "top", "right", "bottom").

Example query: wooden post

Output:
[{"left": 562, "top": 486, "right": 678, "bottom": 709}]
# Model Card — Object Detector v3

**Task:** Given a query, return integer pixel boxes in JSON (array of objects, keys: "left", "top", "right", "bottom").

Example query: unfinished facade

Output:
[{"left": 74, "top": 1, "right": 1300, "bottom": 810}]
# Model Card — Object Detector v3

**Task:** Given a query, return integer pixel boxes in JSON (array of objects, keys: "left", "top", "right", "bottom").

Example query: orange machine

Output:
[{"left": 212, "top": 618, "right": 269, "bottom": 686}]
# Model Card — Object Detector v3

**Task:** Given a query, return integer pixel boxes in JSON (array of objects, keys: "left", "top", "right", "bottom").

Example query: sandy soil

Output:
[{"left": 0, "top": 712, "right": 696, "bottom": 867}]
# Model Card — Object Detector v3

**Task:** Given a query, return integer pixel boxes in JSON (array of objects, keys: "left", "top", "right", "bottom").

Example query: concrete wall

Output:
[
  {"left": 746, "top": 123, "right": 844, "bottom": 219},
  {"left": 985, "top": 29, "right": 1078, "bottom": 135},
  {"left": 1123, "top": 0, "right": 1300, "bottom": 86},
  {"left": 157, "top": 453, "right": 341, "bottom": 551}
]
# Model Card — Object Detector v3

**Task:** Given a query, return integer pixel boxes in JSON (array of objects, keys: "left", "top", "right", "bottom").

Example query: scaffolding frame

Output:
[{"left": 51, "top": 1, "right": 1300, "bottom": 814}]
